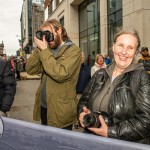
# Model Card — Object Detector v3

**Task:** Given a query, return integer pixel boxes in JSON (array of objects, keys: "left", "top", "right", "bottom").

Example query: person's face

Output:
[
  {"left": 97, "top": 56, "right": 104, "bottom": 65},
  {"left": 42, "top": 26, "right": 62, "bottom": 49},
  {"left": 113, "top": 34, "right": 137, "bottom": 69},
  {"left": 141, "top": 50, "right": 149, "bottom": 57}
]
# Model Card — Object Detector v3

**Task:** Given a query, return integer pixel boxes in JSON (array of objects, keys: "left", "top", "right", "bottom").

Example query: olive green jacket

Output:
[{"left": 26, "top": 44, "right": 81, "bottom": 128}]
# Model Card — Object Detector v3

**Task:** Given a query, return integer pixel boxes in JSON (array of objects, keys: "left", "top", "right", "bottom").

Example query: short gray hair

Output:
[{"left": 113, "top": 28, "right": 141, "bottom": 50}]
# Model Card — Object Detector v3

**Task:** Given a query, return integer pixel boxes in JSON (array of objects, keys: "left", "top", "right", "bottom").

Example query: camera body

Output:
[
  {"left": 36, "top": 30, "right": 54, "bottom": 42},
  {"left": 83, "top": 111, "right": 113, "bottom": 128}
]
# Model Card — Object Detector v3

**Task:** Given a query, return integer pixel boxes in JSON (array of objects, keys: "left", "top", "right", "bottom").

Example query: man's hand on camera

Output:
[
  {"left": 34, "top": 36, "right": 48, "bottom": 51},
  {"left": 88, "top": 115, "right": 108, "bottom": 137},
  {"left": 79, "top": 107, "right": 91, "bottom": 128},
  {"left": 0, "top": 111, "right": 7, "bottom": 117}
]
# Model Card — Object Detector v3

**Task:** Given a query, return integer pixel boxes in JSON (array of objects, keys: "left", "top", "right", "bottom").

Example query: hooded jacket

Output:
[
  {"left": 0, "top": 60, "right": 16, "bottom": 112},
  {"left": 26, "top": 42, "right": 81, "bottom": 128},
  {"left": 77, "top": 62, "right": 150, "bottom": 144}
]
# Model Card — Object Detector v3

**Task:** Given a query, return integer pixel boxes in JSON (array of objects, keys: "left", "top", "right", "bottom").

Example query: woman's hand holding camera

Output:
[
  {"left": 79, "top": 107, "right": 91, "bottom": 128},
  {"left": 88, "top": 115, "right": 108, "bottom": 137},
  {"left": 34, "top": 36, "right": 48, "bottom": 51},
  {"left": 79, "top": 107, "right": 108, "bottom": 137}
]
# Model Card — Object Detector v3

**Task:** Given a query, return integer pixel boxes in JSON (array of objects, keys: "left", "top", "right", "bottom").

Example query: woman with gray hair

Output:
[{"left": 77, "top": 28, "right": 150, "bottom": 144}]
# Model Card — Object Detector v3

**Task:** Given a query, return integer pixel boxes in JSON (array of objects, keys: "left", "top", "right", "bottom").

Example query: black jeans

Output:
[{"left": 40, "top": 106, "right": 73, "bottom": 130}]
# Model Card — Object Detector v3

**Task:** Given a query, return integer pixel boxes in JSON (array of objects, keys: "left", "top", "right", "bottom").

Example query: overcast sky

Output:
[{"left": 0, "top": 0, "right": 23, "bottom": 56}]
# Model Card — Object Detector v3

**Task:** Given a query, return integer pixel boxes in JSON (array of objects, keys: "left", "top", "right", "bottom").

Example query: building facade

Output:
[
  {"left": 32, "top": 3, "right": 44, "bottom": 48},
  {"left": 43, "top": 0, "right": 150, "bottom": 64},
  {"left": 20, "top": 0, "right": 44, "bottom": 55}
]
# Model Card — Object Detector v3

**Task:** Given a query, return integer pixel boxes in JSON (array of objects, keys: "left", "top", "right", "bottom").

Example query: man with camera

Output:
[{"left": 26, "top": 19, "right": 81, "bottom": 130}]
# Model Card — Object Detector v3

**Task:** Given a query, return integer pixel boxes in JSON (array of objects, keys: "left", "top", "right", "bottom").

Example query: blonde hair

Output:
[{"left": 95, "top": 54, "right": 104, "bottom": 63}]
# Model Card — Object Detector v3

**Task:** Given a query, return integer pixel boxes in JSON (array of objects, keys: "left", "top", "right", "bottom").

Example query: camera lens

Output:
[
  {"left": 83, "top": 114, "right": 96, "bottom": 127},
  {"left": 83, "top": 113, "right": 101, "bottom": 128},
  {"left": 36, "top": 30, "right": 43, "bottom": 40},
  {"left": 44, "top": 30, "right": 54, "bottom": 42},
  {"left": 35, "top": 30, "right": 54, "bottom": 42}
]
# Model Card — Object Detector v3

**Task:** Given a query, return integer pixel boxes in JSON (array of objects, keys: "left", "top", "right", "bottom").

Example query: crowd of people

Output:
[
  {"left": 0, "top": 54, "right": 27, "bottom": 118},
  {"left": 0, "top": 54, "right": 27, "bottom": 80},
  {"left": 0, "top": 19, "right": 150, "bottom": 145}
]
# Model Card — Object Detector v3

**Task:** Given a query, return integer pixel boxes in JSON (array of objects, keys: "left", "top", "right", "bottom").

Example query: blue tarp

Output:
[{"left": 0, "top": 117, "right": 149, "bottom": 150}]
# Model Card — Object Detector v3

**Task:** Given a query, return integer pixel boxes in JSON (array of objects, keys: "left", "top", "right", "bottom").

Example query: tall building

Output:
[
  {"left": 0, "top": 41, "right": 4, "bottom": 55},
  {"left": 44, "top": 0, "right": 150, "bottom": 64},
  {"left": 20, "top": 0, "right": 44, "bottom": 54},
  {"left": 20, "top": 0, "right": 33, "bottom": 54},
  {"left": 32, "top": 3, "right": 44, "bottom": 48}
]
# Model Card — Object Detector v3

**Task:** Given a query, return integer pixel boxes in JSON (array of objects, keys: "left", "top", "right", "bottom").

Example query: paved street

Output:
[
  {"left": 8, "top": 79, "right": 83, "bottom": 132},
  {"left": 9, "top": 79, "right": 40, "bottom": 123}
]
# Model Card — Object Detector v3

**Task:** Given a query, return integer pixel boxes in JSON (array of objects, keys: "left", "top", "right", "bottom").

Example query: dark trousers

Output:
[
  {"left": 16, "top": 71, "right": 21, "bottom": 80},
  {"left": 40, "top": 106, "right": 73, "bottom": 130}
]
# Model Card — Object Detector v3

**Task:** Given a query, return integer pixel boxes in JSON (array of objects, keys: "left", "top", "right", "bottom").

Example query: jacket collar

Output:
[
  {"left": 53, "top": 40, "right": 73, "bottom": 59},
  {"left": 106, "top": 61, "right": 144, "bottom": 77}
]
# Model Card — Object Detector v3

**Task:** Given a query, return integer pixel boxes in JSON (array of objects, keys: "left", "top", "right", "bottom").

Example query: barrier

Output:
[{"left": 0, "top": 117, "right": 149, "bottom": 150}]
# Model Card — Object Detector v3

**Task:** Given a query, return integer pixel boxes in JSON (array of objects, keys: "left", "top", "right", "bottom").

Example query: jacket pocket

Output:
[{"left": 47, "top": 94, "right": 77, "bottom": 127}]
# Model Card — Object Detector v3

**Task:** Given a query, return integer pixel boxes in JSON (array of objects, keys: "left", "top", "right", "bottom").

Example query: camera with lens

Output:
[
  {"left": 83, "top": 111, "right": 113, "bottom": 128},
  {"left": 35, "top": 30, "right": 54, "bottom": 42}
]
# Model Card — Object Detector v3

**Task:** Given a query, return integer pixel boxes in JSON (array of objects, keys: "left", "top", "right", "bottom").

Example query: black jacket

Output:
[
  {"left": 138, "top": 58, "right": 150, "bottom": 71},
  {"left": 77, "top": 62, "right": 150, "bottom": 144},
  {"left": 0, "top": 60, "right": 16, "bottom": 112},
  {"left": 76, "top": 63, "right": 91, "bottom": 94}
]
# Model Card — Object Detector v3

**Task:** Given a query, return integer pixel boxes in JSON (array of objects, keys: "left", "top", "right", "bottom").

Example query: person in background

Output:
[
  {"left": 2, "top": 54, "right": 7, "bottom": 60},
  {"left": 74, "top": 52, "right": 91, "bottom": 129},
  {"left": 138, "top": 47, "right": 150, "bottom": 74},
  {"left": 77, "top": 28, "right": 150, "bottom": 144},
  {"left": 91, "top": 54, "right": 106, "bottom": 77},
  {"left": 20, "top": 56, "right": 26, "bottom": 71},
  {"left": 104, "top": 54, "right": 111, "bottom": 65},
  {"left": 15, "top": 59, "right": 22, "bottom": 80},
  {"left": 26, "top": 19, "right": 81, "bottom": 130},
  {"left": 0, "top": 59, "right": 16, "bottom": 117},
  {"left": 76, "top": 52, "right": 91, "bottom": 95},
  {"left": 9, "top": 56, "right": 15, "bottom": 72},
  {"left": 87, "top": 54, "right": 92, "bottom": 67}
]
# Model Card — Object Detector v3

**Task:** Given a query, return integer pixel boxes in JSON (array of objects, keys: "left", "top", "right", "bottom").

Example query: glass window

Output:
[
  {"left": 79, "top": 0, "right": 100, "bottom": 65},
  {"left": 58, "top": 0, "right": 63, "bottom": 3},
  {"left": 59, "top": 16, "right": 64, "bottom": 26},
  {"left": 52, "top": 0, "right": 56, "bottom": 12},
  {"left": 107, "top": 0, "right": 122, "bottom": 49},
  {"left": 108, "top": 0, "right": 122, "bottom": 14}
]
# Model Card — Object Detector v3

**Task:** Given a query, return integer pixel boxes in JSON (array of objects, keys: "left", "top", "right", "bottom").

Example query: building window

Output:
[
  {"left": 52, "top": 0, "right": 56, "bottom": 12},
  {"left": 48, "top": 0, "right": 63, "bottom": 15},
  {"left": 59, "top": 16, "right": 64, "bottom": 26},
  {"left": 79, "top": 0, "right": 100, "bottom": 65},
  {"left": 107, "top": 0, "right": 122, "bottom": 49}
]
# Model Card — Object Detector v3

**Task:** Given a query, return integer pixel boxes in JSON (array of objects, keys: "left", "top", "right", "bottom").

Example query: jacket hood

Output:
[{"left": 106, "top": 60, "right": 145, "bottom": 78}]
